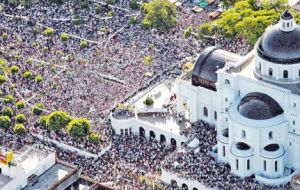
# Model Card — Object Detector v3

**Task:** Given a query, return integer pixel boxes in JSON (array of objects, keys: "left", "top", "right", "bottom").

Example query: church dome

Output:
[
  {"left": 237, "top": 93, "right": 283, "bottom": 120},
  {"left": 192, "top": 46, "right": 240, "bottom": 91},
  {"left": 257, "top": 10, "right": 300, "bottom": 64}
]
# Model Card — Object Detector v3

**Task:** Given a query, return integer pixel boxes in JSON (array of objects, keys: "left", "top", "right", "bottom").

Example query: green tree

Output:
[
  {"left": 142, "top": 0, "right": 177, "bottom": 30},
  {"left": 3, "top": 95, "right": 14, "bottom": 104},
  {"left": 15, "top": 114, "right": 26, "bottom": 123},
  {"left": 143, "top": 96, "right": 154, "bottom": 106},
  {"left": 43, "top": 27, "right": 55, "bottom": 36},
  {"left": 199, "top": 0, "right": 291, "bottom": 45},
  {"left": 38, "top": 115, "right": 48, "bottom": 128},
  {"left": 32, "top": 103, "right": 44, "bottom": 115},
  {"left": 60, "top": 32, "right": 70, "bottom": 42},
  {"left": 0, "top": 116, "right": 10, "bottom": 130},
  {"left": 23, "top": 71, "right": 32, "bottom": 79},
  {"left": 16, "top": 100, "right": 26, "bottom": 109},
  {"left": 88, "top": 132, "right": 100, "bottom": 143},
  {"left": 67, "top": 118, "right": 91, "bottom": 137},
  {"left": 130, "top": 0, "right": 140, "bottom": 10},
  {"left": 0, "top": 75, "right": 6, "bottom": 85},
  {"left": 95, "top": 5, "right": 101, "bottom": 14},
  {"left": 2, "top": 107, "right": 13, "bottom": 118},
  {"left": 13, "top": 124, "right": 26, "bottom": 135},
  {"left": 35, "top": 75, "right": 43, "bottom": 83},
  {"left": 46, "top": 111, "right": 72, "bottom": 131},
  {"left": 10, "top": 65, "right": 20, "bottom": 73},
  {"left": 184, "top": 26, "right": 192, "bottom": 38},
  {"left": 80, "top": 40, "right": 89, "bottom": 49}
]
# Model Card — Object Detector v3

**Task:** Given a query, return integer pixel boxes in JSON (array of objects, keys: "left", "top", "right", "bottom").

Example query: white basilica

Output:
[{"left": 111, "top": 10, "right": 300, "bottom": 187}]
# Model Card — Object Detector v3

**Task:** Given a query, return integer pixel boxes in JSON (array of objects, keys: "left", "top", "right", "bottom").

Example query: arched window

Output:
[
  {"left": 268, "top": 68, "right": 273, "bottom": 76},
  {"left": 247, "top": 159, "right": 250, "bottom": 170},
  {"left": 241, "top": 130, "right": 246, "bottom": 138},
  {"left": 275, "top": 161, "right": 278, "bottom": 172},
  {"left": 203, "top": 107, "right": 208, "bottom": 117},
  {"left": 223, "top": 145, "right": 225, "bottom": 157},
  {"left": 236, "top": 159, "right": 239, "bottom": 170},
  {"left": 283, "top": 70, "right": 288, "bottom": 78},
  {"left": 225, "top": 79, "right": 230, "bottom": 85},
  {"left": 283, "top": 22, "right": 286, "bottom": 27},
  {"left": 269, "top": 131, "right": 273, "bottom": 140},
  {"left": 264, "top": 160, "right": 267, "bottom": 171},
  {"left": 287, "top": 22, "right": 290, "bottom": 27},
  {"left": 259, "top": 62, "right": 261, "bottom": 71},
  {"left": 298, "top": 69, "right": 300, "bottom": 77},
  {"left": 214, "top": 111, "right": 217, "bottom": 120}
]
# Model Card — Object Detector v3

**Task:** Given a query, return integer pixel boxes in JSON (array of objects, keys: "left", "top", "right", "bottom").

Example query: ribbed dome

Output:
[
  {"left": 257, "top": 10, "right": 300, "bottom": 64},
  {"left": 237, "top": 93, "right": 283, "bottom": 120}
]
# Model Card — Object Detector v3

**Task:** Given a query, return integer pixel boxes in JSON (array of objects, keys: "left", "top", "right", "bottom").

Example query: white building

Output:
[
  {"left": 0, "top": 146, "right": 56, "bottom": 190},
  {"left": 176, "top": 9, "right": 300, "bottom": 185},
  {"left": 111, "top": 10, "right": 300, "bottom": 186}
]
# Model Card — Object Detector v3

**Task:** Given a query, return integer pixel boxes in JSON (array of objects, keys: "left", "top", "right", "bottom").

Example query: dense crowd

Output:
[{"left": 0, "top": 0, "right": 259, "bottom": 189}]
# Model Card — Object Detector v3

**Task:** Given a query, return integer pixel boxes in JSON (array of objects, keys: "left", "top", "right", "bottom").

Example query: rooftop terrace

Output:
[{"left": 24, "top": 162, "right": 74, "bottom": 190}]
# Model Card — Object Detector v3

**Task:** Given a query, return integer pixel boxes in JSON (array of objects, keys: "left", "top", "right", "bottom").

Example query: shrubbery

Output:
[
  {"left": 15, "top": 114, "right": 26, "bottom": 123},
  {"left": 46, "top": 111, "right": 72, "bottom": 131},
  {"left": 35, "top": 75, "right": 43, "bottom": 83},
  {"left": 143, "top": 56, "right": 152, "bottom": 65},
  {"left": 32, "top": 103, "right": 44, "bottom": 115},
  {"left": 0, "top": 75, "right": 6, "bottom": 85},
  {"left": 60, "top": 32, "right": 70, "bottom": 42},
  {"left": 3, "top": 94, "right": 14, "bottom": 104},
  {"left": 95, "top": 5, "right": 101, "bottom": 14},
  {"left": 184, "top": 26, "right": 192, "bottom": 38},
  {"left": 2, "top": 107, "right": 13, "bottom": 117},
  {"left": 0, "top": 116, "right": 10, "bottom": 130},
  {"left": 129, "top": 16, "right": 137, "bottom": 24},
  {"left": 38, "top": 115, "right": 48, "bottom": 128},
  {"left": 130, "top": 0, "right": 140, "bottom": 10},
  {"left": 67, "top": 118, "right": 91, "bottom": 137},
  {"left": 10, "top": 65, "right": 20, "bottom": 73},
  {"left": 23, "top": 71, "right": 32, "bottom": 79},
  {"left": 43, "top": 27, "right": 55, "bottom": 36},
  {"left": 80, "top": 40, "right": 89, "bottom": 49},
  {"left": 143, "top": 96, "right": 154, "bottom": 106},
  {"left": 16, "top": 100, "right": 26, "bottom": 109},
  {"left": 142, "top": 0, "right": 177, "bottom": 30},
  {"left": 89, "top": 132, "right": 100, "bottom": 143},
  {"left": 13, "top": 124, "right": 26, "bottom": 135}
]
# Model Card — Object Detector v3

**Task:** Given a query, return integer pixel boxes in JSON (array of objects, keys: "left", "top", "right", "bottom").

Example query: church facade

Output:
[{"left": 176, "top": 10, "right": 300, "bottom": 183}]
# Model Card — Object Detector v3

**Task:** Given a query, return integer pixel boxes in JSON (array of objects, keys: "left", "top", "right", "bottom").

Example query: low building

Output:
[{"left": 0, "top": 145, "right": 55, "bottom": 190}]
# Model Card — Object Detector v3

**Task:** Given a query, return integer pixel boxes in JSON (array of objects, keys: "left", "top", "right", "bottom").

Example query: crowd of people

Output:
[{"left": 0, "top": 0, "right": 265, "bottom": 189}]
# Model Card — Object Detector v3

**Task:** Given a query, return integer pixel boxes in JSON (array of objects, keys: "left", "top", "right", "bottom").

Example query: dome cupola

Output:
[
  {"left": 279, "top": 9, "right": 295, "bottom": 32},
  {"left": 256, "top": 10, "right": 300, "bottom": 64}
]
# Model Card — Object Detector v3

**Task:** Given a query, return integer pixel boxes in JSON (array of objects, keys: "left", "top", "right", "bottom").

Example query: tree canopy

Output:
[
  {"left": 198, "top": 0, "right": 297, "bottom": 45},
  {"left": 13, "top": 124, "right": 26, "bottom": 135},
  {"left": 142, "top": 0, "right": 177, "bottom": 30},
  {"left": 67, "top": 118, "right": 91, "bottom": 137},
  {"left": 46, "top": 111, "right": 72, "bottom": 131},
  {"left": 0, "top": 116, "right": 11, "bottom": 130}
]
